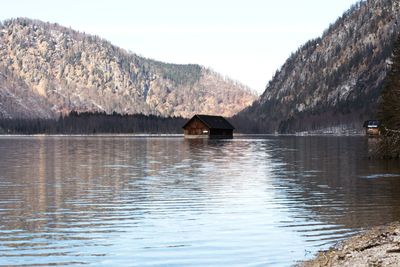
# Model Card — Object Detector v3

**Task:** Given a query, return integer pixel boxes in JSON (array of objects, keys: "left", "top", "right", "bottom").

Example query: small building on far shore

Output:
[
  {"left": 183, "top": 114, "right": 234, "bottom": 139},
  {"left": 363, "top": 120, "right": 381, "bottom": 136}
]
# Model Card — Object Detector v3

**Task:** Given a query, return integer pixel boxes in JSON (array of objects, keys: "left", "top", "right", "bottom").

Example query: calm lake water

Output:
[{"left": 1, "top": 136, "right": 400, "bottom": 266}]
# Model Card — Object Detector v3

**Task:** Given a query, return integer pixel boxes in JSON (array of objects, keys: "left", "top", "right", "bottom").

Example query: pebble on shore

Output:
[{"left": 298, "top": 222, "right": 400, "bottom": 267}]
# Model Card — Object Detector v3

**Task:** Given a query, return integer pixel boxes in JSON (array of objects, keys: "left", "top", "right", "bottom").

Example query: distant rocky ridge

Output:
[
  {"left": 235, "top": 0, "right": 400, "bottom": 133},
  {"left": 0, "top": 18, "right": 256, "bottom": 119}
]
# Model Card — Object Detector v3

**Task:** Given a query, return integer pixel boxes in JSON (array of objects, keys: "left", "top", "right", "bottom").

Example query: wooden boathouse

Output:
[
  {"left": 183, "top": 114, "right": 234, "bottom": 138},
  {"left": 363, "top": 120, "right": 381, "bottom": 136}
]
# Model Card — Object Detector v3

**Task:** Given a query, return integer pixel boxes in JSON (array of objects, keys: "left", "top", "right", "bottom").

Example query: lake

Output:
[{"left": 1, "top": 136, "right": 400, "bottom": 266}]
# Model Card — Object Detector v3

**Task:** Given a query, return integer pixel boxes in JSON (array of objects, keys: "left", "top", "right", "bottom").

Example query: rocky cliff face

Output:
[
  {"left": 0, "top": 18, "right": 256, "bottom": 119},
  {"left": 236, "top": 0, "right": 400, "bottom": 133},
  {"left": 0, "top": 69, "right": 53, "bottom": 118}
]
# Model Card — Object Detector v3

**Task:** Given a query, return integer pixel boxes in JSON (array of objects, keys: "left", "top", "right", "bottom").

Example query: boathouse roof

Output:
[
  {"left": 183, "top": 115, "right": 235, "bottom": 130},
  {"left": 363, "top": 120, "right": 381, "bottom": 128}
]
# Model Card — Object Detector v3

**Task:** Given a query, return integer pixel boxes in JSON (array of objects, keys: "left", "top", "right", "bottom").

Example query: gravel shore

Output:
[{"left": 298, "top": 222, "right": 400, "bottom": 267}]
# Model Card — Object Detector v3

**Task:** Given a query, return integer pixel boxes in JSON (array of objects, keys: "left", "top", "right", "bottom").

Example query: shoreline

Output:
[
  {"left": 0, "top": 133, "right": 365, "bottom": 137},
  {"left": 0, "top": 133, "right": 184, "bottom": 137},
  {"left": 297, "top": 222, "right": 400, "bottom": 267}
]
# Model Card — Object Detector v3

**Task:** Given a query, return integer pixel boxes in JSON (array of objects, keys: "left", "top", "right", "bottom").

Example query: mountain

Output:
[
  {"left": 0, "top": 18, "right": 256, "bottom": 119},
  {"left": 235, "top": 0, "right": 400, "bottom": 133}
]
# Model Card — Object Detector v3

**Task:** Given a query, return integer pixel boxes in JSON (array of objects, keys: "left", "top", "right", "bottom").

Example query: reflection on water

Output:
[{"left": 0, "top": 136, "right": 400, "bottom": 266}]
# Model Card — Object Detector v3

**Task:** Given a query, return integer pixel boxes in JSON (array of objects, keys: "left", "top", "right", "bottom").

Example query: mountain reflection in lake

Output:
[{"left": 0, "top": 136, "right": 400, "bottom": 266}]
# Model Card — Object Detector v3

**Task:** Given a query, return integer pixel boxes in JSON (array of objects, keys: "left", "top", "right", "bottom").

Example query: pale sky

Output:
[{"left": 1, "top": 0, "right": 361, "bottom": 93}]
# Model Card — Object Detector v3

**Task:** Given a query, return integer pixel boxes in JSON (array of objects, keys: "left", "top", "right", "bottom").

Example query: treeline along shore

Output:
[{"left": 0, "top": 111, "right": 187, "bottom": 134}]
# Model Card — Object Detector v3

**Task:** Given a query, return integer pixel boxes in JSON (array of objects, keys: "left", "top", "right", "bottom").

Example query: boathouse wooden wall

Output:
[{"left": 183, "top": 117, "right": 209, "bottom": 136}]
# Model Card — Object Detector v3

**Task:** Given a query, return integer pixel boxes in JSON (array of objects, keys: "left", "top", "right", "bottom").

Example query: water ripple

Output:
[{"left": 0, "top": 136, "right": 399, "bottom": 266}]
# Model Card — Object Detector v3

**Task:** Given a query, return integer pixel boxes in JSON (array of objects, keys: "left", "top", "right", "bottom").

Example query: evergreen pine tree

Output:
[
  {"left": 379, "top": 34, "right": 400, "bottom": 131},
  {"left": 377, "top": 34, "right": 400, "bottom": 158}
]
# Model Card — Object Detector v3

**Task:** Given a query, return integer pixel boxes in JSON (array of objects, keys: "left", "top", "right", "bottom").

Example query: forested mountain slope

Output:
[
  {"left": 235, "top": 0, "right": 400, "bottom": 133},
  {"left": 0, "top": 18, "right": 256, "bottom": 119}
]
